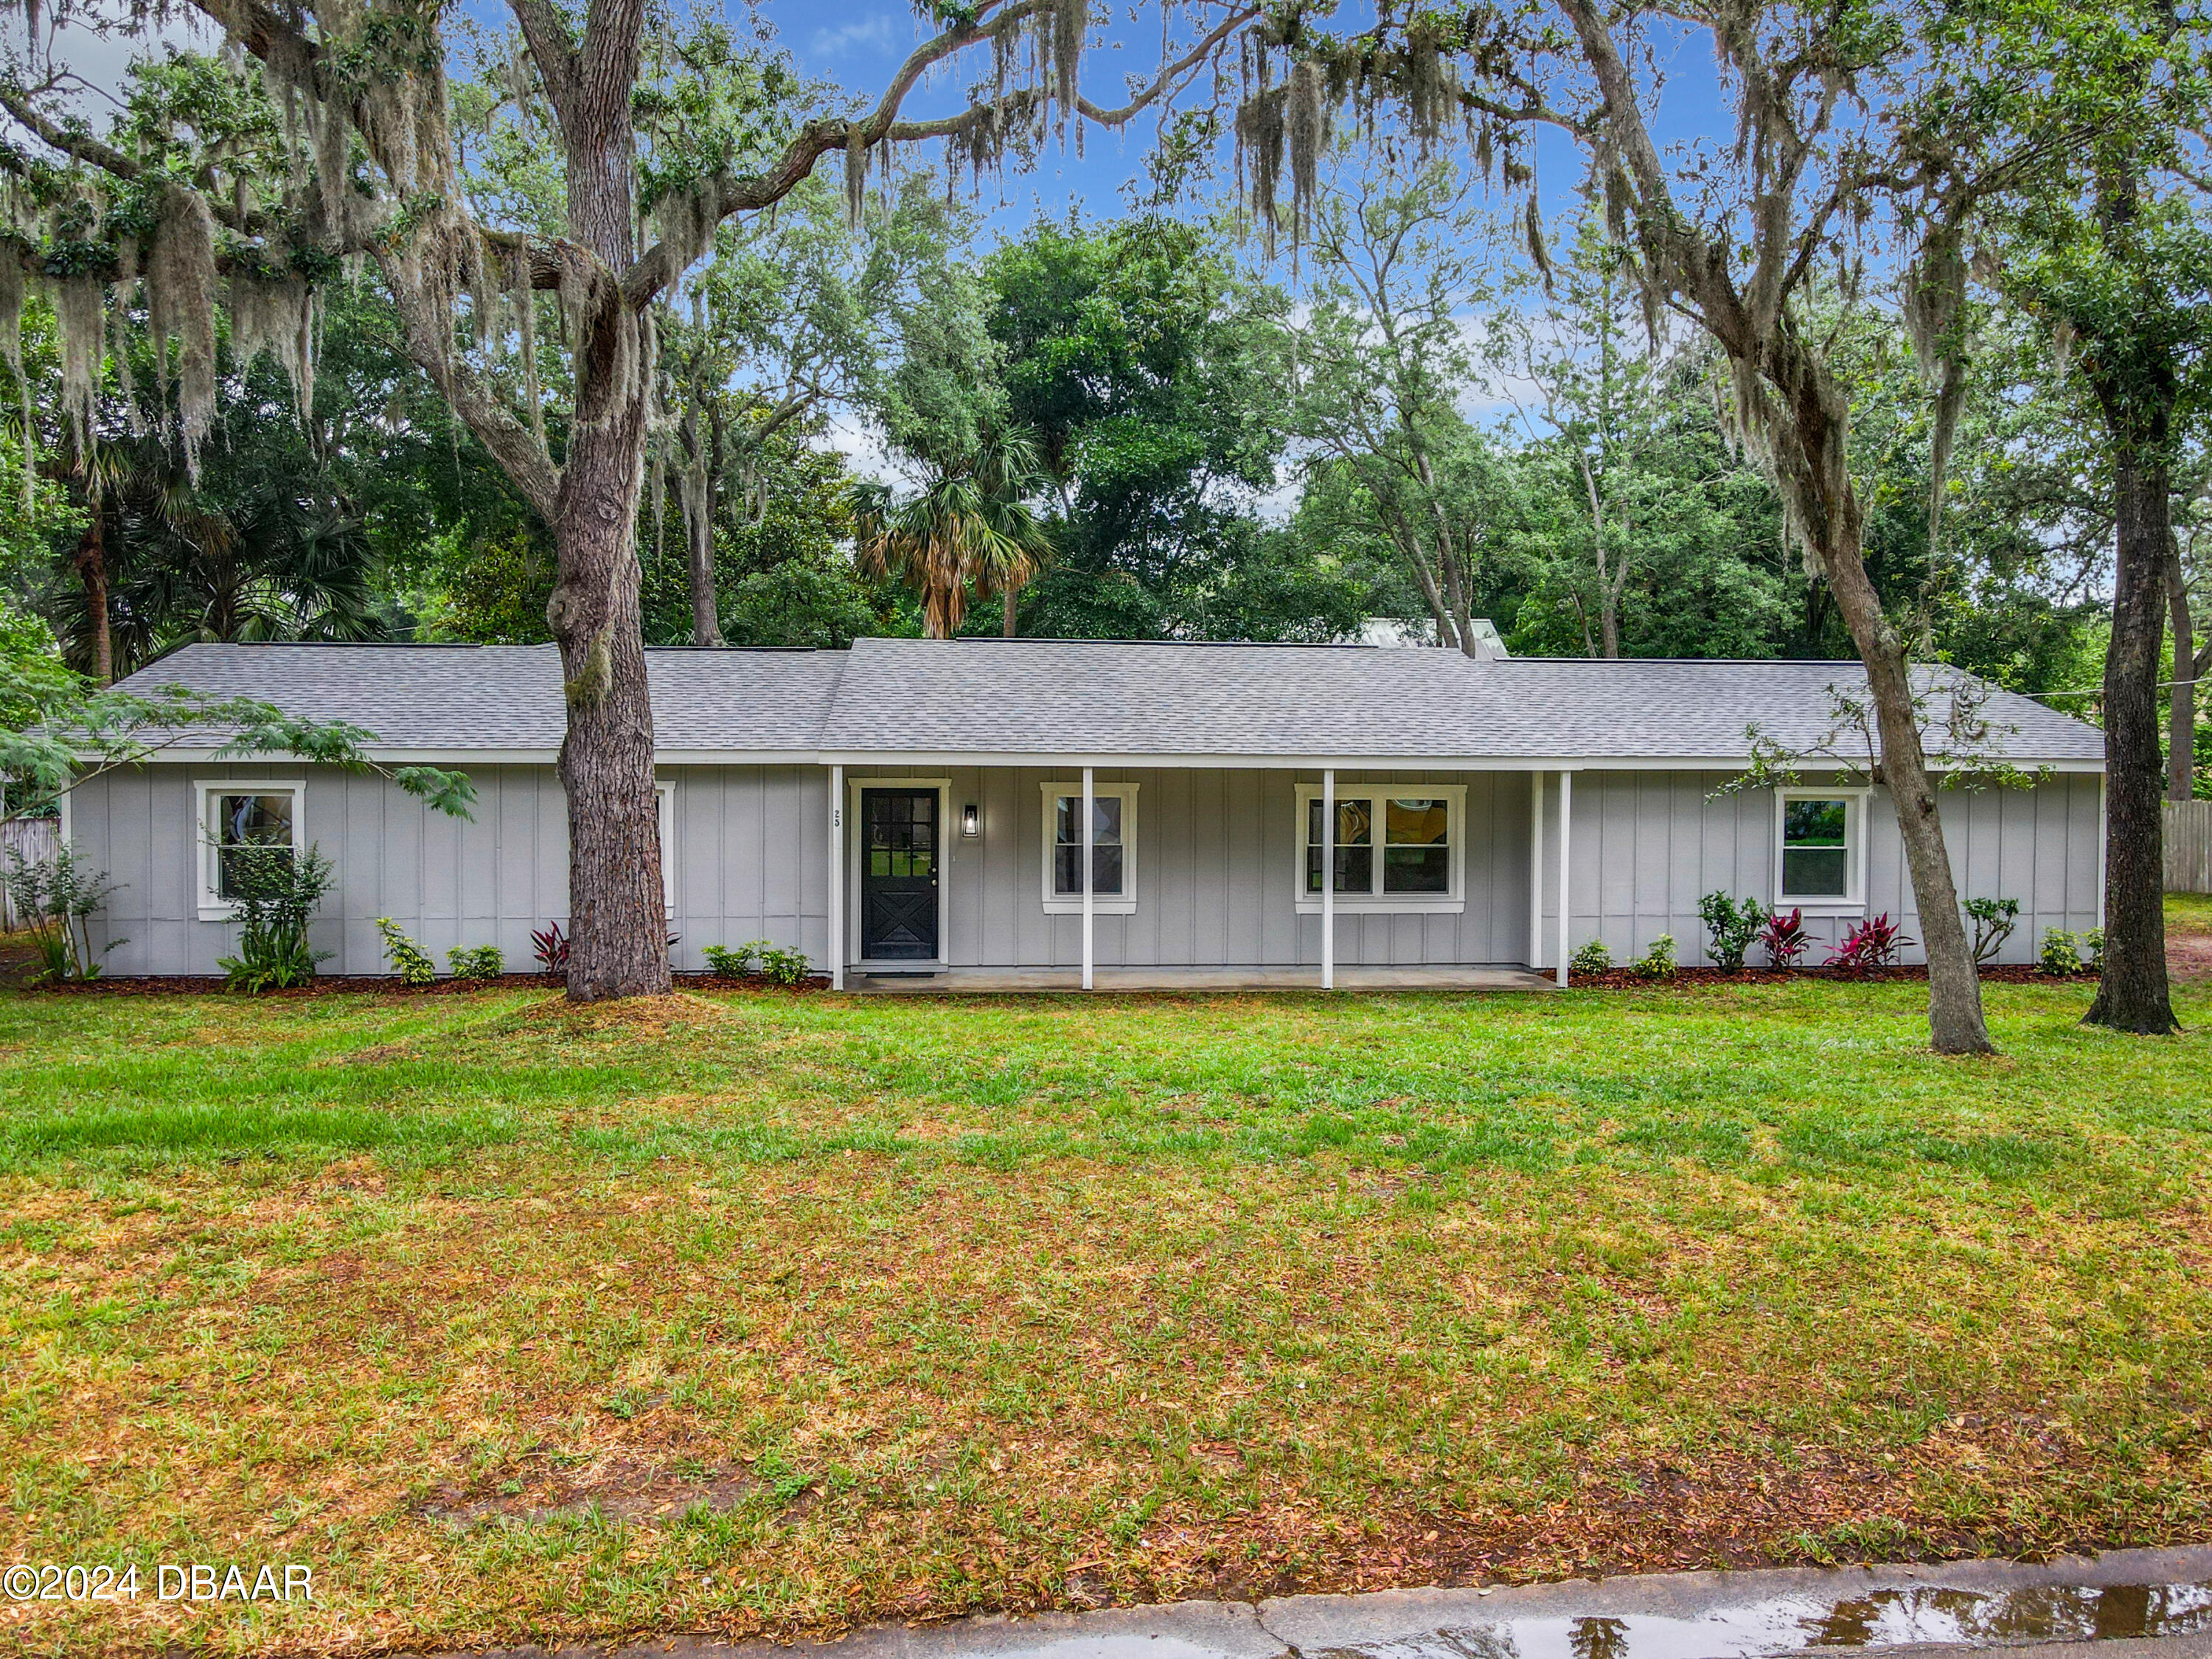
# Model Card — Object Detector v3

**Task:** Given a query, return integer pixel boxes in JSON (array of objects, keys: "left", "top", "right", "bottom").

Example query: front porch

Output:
[
  {"left": 822, "top": 762, "right": 1574, "bottom": 991},
  {"left": 844, "top": 964, "right": 1551, "bottom": 994}
]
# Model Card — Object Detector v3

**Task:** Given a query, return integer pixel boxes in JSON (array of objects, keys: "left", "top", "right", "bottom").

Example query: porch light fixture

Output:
[{"left": 961, "top": 802, "right": 979, "bottom": 837}]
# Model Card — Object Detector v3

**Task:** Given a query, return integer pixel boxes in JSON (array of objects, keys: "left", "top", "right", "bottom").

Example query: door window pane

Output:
[
  {"left": 1054, "top": 793, "right": 1124, "bottom": 895},
  {"left": 213, "top": 792, "right": 295, "bottom": 900},
  {"left": 1781, "top": 798, "right": 1851, "bottom": 897},
  {"left": 1383, "top": 797, "right": 1450, "bottom": 892}
]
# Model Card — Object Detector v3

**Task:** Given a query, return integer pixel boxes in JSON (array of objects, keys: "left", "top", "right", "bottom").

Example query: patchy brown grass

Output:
[{"left": 0, "top": 939, "right": 2208, "bottom": 1657}]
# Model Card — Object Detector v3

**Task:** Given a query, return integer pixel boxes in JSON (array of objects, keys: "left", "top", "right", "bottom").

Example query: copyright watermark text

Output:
[{"left": 4, "top": 1563, "right": 313, "bottom": 1603}]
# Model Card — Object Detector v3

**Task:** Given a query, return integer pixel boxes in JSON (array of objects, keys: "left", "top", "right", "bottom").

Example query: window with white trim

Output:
[
  {"left": 1039, "top": 782, "right": 1138, "bottom": 913},
  {"left": 1293, "top": 784, "right": 1467, "bottom": 911},
  {"left": 1776, "top": 789, "right": 1865, "bottom": 905},
  {"left": 196, "top": 780, "right": 304, "bottom": 917}
]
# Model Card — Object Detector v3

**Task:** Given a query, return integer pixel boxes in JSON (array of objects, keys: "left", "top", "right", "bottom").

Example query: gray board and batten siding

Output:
[{"left": 67, "top": 639, "right": 2107, "bottom": 977}]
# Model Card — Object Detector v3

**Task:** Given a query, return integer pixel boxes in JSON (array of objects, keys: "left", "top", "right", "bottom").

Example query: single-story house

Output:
[{"left": 65, "top": 636, "right": 2107, "bottom": 987}]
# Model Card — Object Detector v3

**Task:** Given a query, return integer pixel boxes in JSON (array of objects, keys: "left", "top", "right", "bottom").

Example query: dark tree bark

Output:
[
  {"left": 539, "top": 1, "right": 670, "bottom": 1002},
  {"left": 2087, "top": 456, "right": 2179, "bottom": 1032},
  {"left": 2076, "top": 161, "right": 2180, "bottom": 1035},
  {"left": 2168, "top": 532, "right": 2194, "bottom": 801},
  {"left": 72, "top": 505, "right": 111, "bottom": 686}
]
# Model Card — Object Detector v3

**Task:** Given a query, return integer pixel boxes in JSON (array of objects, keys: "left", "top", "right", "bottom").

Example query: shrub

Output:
[
  {"left": 218, "top": 843, "right": 335, "bottom": 993},
  {"left": 1568, "top": 939, "right": 1613, "bottom": 976},
  {"left": 2039, "top": 927, "right": 2087, "bottom": 976},
  {"left": 1697, "top": 891, "right": 1764, "bottom": 972},
  {"left": 1759, "top": 907, "right": 1809, "bottom": 970},
  {"left": 703, "top": 941, "right": 764, "bottom": 978},
  {"left": 530, "top": 920, "right": 568, "bottom": 975},
  {"left": 3, "top": 841, "right": 121, "bottom": 984},
  {"left": 1962, "top": 896, "right": 2022, "bottom": 966},
  {"left": 1630, "top": 933, "right": 1677, "bottom": 981},
  {"left": 1826, "top": 912, "right": 1912, "bottom": 975},
  {"left": 2084, "top": 927, "right": 2105, "bottom": 969},
  {"left": 759, "top": 945, "right": 812, "bottom": 986},
  {"left": 448, "top": 945, "right": 504, "bottom": 981},
  {"left": 375, "top": 918, "right": 437, "bottom": 986}
]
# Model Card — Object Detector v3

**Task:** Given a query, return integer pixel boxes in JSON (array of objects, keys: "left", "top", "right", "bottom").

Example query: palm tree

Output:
[
  {"left": 48, "top": 428, "right": 382, "bottom": 678},
  {"left": 856, "top": 428, "right": 1052, "bottom": 639}
]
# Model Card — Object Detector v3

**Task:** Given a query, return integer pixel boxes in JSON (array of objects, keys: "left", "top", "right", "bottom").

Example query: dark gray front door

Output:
[{"left": 860, "top": 788, "right": 939, "bottom": 960}]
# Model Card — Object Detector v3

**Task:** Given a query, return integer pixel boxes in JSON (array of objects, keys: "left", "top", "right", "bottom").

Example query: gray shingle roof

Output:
[
  {"left": 113, "top": 643, "right": 846, "bottom": 752},
  {"left": 112, "top": 637, "right": 2105, "bottom": 765},
  {"left": 818, "top": 638, "right": 2104, "bottom": 764}
]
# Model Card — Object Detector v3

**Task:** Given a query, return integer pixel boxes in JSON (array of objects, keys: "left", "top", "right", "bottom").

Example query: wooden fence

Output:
[
  {"left": 2168, "top": 800, "right": 2212, "bottom": 894},
  {"left": 0, "top": 818, "right": 58, "bottom": 929}
]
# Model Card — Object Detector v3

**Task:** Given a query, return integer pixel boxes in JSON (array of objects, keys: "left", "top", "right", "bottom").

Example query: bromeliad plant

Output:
[
  {"left": 1826, "top": 913, "right": 1913, "bottom": 975},
  {"left": 218, "top": 843, "right": 335, "bottom": 992},
  {"left": 1697, "top": 891, "right": 1765, "bottom": 972},
  {"left": 2, "top": 841, "right": 122, "bottom": 984},
  {"left": 1759, "top": 908, "right": 1810, "bottom": 969}
]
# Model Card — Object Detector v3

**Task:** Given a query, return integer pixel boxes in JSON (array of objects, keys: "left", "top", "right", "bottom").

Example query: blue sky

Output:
[{"left": 762, "top": 0, "right": 1736, "bottom": 241}]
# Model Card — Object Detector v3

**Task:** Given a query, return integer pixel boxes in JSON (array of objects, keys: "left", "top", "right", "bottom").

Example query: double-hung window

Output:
[
  {"left": 1040, "top": 782, "right": 1138, "bottom": 913},
  {"left": 196, "top": 780, "right": 305, "bottom": 918},
  {"left": 1775, "top": 788, "right": 1866, "bottom": 907},
  {"left": 1295, "top": 785, "right": 1465, "bottom": 911}
]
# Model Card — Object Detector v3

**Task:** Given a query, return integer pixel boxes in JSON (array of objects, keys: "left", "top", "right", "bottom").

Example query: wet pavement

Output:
[{"left": 434, "top": 1545, "right": 2212, "bottom": 1659}]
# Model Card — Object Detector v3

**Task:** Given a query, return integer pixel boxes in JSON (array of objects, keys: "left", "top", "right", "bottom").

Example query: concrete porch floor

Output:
[{"left": 844, "top": 964, "right": 1551, "bottom": 994}]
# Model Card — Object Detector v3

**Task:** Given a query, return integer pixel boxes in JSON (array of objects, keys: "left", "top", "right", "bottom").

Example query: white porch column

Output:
[
  {"left": 1082, "top": 765, "right": 1095, "bottom": 991},
  {"left": 1555, "top": 770, "right": 1573, "bottom": 989},
  {"left": 1528, "top": 771, "right": 1545, "bottom": 971},
  {"left": 828, "top": 764, "right": 844, "bottom": 990},
  {"left": 1321, "top": 768, "right": 1336, "bottom": 990}
]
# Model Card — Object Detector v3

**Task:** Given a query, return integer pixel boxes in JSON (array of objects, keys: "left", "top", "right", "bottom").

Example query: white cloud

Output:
[
  {"left": 807, "top": 11, "right": 904, "bottom": 60},
  {"left": 821, "top": 407, "right": 901, "bottom": 486}
]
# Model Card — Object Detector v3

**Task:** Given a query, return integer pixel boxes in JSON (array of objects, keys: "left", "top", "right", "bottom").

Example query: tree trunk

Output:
[
  {"left": 2086, "top": 456, "right": 2178, "bottom": 1033},
  {"left": 1772, "top": 339, "right": 1995, "bottom": 1055},
  {"left": 686, "top": 476, "right": 725, "bottom": 647},
  {"left": 73, "top": 507, "right": 111, "bottom": 686},
  {"left": 1003, "top": 582, "right": 1019, "bottom": 637},
  {"left": 549, "top": 303, "right": 669, "bottom": 1000},
  {"left": 2167, "top": 531, "right": 2194, "bottom": 801},
  {"left": 545, "top": 9, "right": 668, "bottom": 1003}
]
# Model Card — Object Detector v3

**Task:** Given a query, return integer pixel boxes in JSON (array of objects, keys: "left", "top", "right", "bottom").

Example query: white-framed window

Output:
[
  {"left": 1039, "top": 782, "right": 1138, "bottom": 914},
  {"left": 195, "top": 779, "right": 305, "bottom": 919},
  {"left": 1775, "top": 787, "right": 1868, "bottom": 908},
  {"left": 656, "top": 779, "right": 677, "bottom": 915},
  {"left": 1293, "top": 783, "right": 1467, "bottom": 913}
]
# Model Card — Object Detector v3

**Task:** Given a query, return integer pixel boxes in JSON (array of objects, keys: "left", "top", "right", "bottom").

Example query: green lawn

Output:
[{"left": 1, "top": 951, "right": 2208, "bottom": 1658}]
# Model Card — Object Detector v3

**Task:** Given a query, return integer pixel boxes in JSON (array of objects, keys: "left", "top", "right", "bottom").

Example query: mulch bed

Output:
[
  {"left": 1569, "top": 964, "right": 2098, "bottom": 989},
  {"left": 23, "top": 970, "right": 833, "bottom": 998}
]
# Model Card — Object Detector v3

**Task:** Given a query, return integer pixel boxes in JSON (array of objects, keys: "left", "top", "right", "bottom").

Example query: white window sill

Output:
[
  {"left": 1780, "top": 899, "right": 1867, "bottom": 916},
  {"left": 197, "top": 904, "right": 241, "bottom": 923},
  {"left": 1295, "top": 897, "right": 1465, "bottom": 915},
  {"left": 1043, "top": 897, "right": 1138, "bottom": 915}
]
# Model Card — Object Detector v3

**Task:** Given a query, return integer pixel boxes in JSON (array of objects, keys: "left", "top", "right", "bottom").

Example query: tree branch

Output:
[{"left": 621, "top": 1, "right": 1259, "bottom": 307}]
